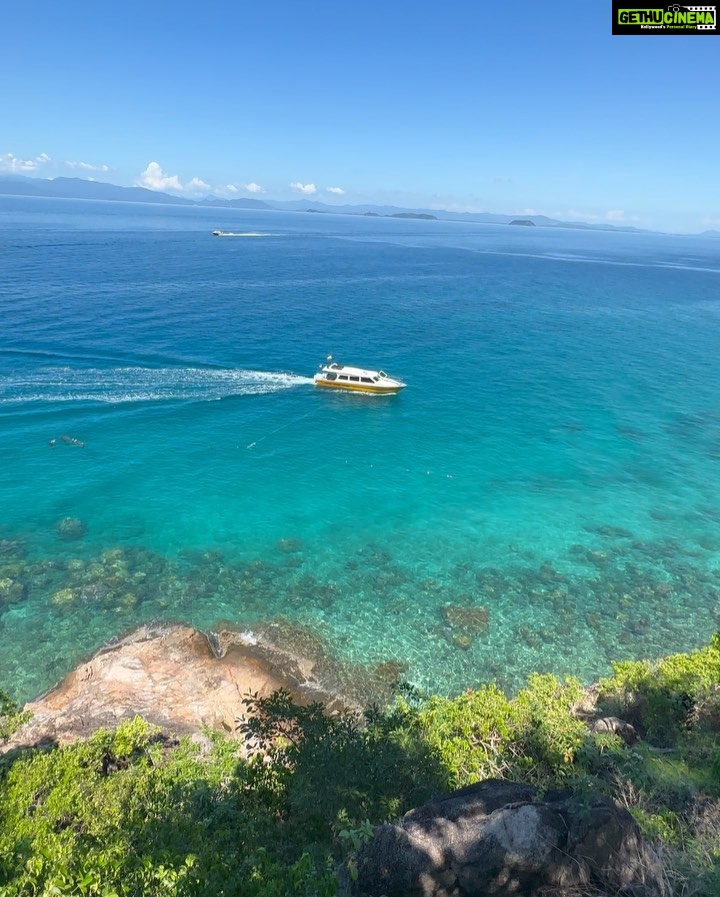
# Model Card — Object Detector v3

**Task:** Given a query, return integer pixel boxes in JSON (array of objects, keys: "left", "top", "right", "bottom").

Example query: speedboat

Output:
[{"left": 314, "top": 358, "right": 406, "bottom": 395}]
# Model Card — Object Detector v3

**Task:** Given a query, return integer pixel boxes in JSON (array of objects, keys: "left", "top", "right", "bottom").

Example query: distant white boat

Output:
[
  {"left": 212, "top": 230, "right": 230, "bottom": 236},
  {"left": 314, "top": 358, "right": 406, "bottom": 395}
]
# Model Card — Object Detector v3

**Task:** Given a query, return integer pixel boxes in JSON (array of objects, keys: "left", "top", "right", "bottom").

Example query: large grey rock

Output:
[
  {"left": 350, "top": 779, "right": 667, "bottom": 897},
  {"left": 592, "top": 715, "right": 640, "bottom": 745}
]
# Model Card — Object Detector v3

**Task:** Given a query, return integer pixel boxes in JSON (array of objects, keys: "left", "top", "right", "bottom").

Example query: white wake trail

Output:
[{"left": 0, "top": 367, "right": 315, "bottom": 404}]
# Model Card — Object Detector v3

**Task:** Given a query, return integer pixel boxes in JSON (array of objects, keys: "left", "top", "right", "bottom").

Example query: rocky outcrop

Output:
[
  {"left": 2, "top": 624, "right": 348, "bottom": 752},
  {"left": 348, "top": 779, "right": 668, "bottom": 897},
  {"left": 593, "top": 715, "right": 640, "bottom": 745}
]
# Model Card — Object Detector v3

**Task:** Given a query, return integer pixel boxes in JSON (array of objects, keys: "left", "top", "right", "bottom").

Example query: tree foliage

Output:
[{"left": 0, "top": 632, "right": 718, "bottom": 895}]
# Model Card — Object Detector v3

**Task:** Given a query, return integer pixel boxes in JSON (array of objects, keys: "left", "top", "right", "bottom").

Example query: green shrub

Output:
[
  {"left": 0, "top": 689, "right": 30, "bottom": 744},
  {"left": 237, "top": 689, "right": 447, "bottom": 847},
  {"left": 0, "top": 717, "right": 336, "bottom": 896},
  {"left": 410, "top": 673, "right": 588, "bottom": 788},
  {"left": 3, "top": 631, "right": 720, "bottom": 895},
  {"left": 597, "top": 631, "right": 720, "bottom": 745}
]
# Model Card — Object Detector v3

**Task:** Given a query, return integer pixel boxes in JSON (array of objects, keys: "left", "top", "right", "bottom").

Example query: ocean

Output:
[{"left": 1, "top": 194, "right": 719, "bottom": 702}]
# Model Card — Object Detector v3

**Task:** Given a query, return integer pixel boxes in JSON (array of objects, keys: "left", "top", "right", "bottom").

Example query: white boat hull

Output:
[{"left": 314, "top": 362, "right": 406, "bottom": 395}]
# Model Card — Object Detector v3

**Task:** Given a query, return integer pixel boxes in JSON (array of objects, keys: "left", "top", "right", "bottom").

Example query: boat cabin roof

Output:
[{"left": 325, "top": 363, "right": 387, "bottom": 378}]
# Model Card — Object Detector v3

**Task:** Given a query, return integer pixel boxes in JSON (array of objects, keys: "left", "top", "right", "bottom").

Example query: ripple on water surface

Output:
[{"left": 2, "top": 204, "right": 720, "bottom": 702}]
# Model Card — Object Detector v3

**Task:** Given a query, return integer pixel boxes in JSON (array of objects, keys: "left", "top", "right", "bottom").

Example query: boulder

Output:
[
  {"left": 349, "top": 779, "right": 667, "bottom": 897},
  {"left": 593, "top": 715, "right": 640, "bottom": 745},
  {"left": 2, "top": 624, "right": 349, "bottom": 752}
]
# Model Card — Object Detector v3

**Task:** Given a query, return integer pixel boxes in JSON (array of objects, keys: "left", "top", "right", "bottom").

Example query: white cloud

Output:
[
  {"left": 290, "top": 181, "right": 317, "bottom": 195},
  {"left": 326, "top": 186, "right": 345, "bottom": 195},
  {"left": 700, "top": 216, "right": 720, "bottom": 228},
  {"left": 0, "top": 152, "right": 52, "bottom": 173},
  {"left": 66, "top": 160, "right": 110, "bottom": 172},
  {"left": 136, "top": 162, "right": 184, "bottom": 192},
  {"left": 185, "top": 176, "right": 212, "bottom": 195},
  {"left": 211, "top": 182, "right": 265, "bottom": 198},
  {"left": 136, "top": 162, "right": 262, "bottom": 199}
]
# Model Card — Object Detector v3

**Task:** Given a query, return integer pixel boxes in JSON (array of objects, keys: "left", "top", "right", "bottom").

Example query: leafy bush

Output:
[
  {"left": 0, "top": 717, "right": 336, "bottom": 896},
  {"left": 410, "top": 674, "right": 588, "bottom": 788},
  {"left": 0, "top": 689, "right": 30, "bottom": 743},
  {"left": 597, "top": 631, "right": 720, "bottom": 744},
  {"left": 2, "top": 632, "right": 720, "bottom": 895},
  {"left": 237, "top": 689, "right": 448, "bottom": 848}
]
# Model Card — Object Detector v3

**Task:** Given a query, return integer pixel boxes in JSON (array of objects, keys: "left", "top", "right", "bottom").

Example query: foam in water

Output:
[{"left": 0, "top": 367, "right": 315, "bottom": 404}]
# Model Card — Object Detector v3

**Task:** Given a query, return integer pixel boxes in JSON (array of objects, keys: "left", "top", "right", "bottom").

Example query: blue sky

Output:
[{"left": 1, "top": 0, "right": 718, "bottom": 232}]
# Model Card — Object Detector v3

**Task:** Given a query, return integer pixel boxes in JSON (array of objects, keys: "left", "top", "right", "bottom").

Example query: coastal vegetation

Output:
[{"left": 1, "top": 633, "right": 719, "bottom": 895}]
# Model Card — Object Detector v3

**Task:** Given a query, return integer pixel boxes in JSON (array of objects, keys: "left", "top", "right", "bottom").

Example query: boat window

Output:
[
  {"left": 372, "top": 376, "right": 380, "bottom": 382},
  {"left": 338, "top": 374, "right": 349, "bottom": 380},
  {"left": 378, "top": 371, "right": 387, "bottom": 378},
  {"left": 326, "top": 372, "right": 337, "bottom": 381},
  {"left": 361, "top": 377, "right": 372, "bottom": 383},
  {"left": 350, "top": 376, "right": 360, "bottom": 382}
]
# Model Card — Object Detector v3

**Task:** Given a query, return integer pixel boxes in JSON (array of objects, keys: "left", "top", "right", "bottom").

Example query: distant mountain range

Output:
[{"left": 0, "top": 173, "right": 661, "bottom": 234}]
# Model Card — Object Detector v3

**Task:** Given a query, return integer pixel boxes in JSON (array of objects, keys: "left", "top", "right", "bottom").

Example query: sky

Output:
[{"left": 0, "top": 0, "right": 718, "bottom": 233}]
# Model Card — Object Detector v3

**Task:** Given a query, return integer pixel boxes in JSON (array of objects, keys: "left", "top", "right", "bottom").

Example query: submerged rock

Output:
[
  {"left": 0, "top": 577, "right": 25, "bottom": 605},
  {"left": 50, "top": 587, "right": 77, "bottom": 607},
  {"left": 55, "top": 517, "right": 88, "bottom": 541},
  {"left": 442, "top": 604, "right": 489, "bottom": 649},
  {"left": 441, "top": 605, "right": 489, "bottom": 632},
  {"left": 0, "top": 538, "right": 27, "bottom": 559}
]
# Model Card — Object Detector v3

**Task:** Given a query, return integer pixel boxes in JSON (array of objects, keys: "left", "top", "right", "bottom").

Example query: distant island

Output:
[
  {"left": 0, "top": 173, "right": 656, "bottom": 234},
  {"left": 390, "top": 212, "right": 438, "bottom": 220}
]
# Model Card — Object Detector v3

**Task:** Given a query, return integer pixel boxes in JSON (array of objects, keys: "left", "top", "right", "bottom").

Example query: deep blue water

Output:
[{"left": 1, "top": 195, "right": 720, "bottom": 700}]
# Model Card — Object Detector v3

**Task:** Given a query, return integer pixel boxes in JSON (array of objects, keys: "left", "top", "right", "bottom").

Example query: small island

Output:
[{"left": 509, "top": 219, "right": 536, "bottom": 226}]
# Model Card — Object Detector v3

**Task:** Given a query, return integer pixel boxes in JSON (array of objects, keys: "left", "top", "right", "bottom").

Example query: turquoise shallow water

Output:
[{"left": 1, "top": 195, "right": 720, "bottom": 700}]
